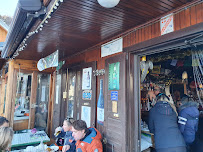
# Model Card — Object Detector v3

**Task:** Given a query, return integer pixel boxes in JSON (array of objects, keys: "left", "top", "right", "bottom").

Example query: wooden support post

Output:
[
  {"left": 10, "top": 70, "right": 17, "bottom": 128},
  {"left": 28, "top": 71, "right": 38, "bottom": 129},
  {"left": 0, "top": 68, "right": 6, "bottom": 116},
  {"left": 5, "top": 60, "right": 15, "bottom": 125},
  {"left": 47, "top": 72, "right": 56, "bottom": 138}
]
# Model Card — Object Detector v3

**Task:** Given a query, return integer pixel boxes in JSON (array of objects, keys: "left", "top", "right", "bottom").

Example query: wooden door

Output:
[
  {"left": 104, "top": 53, "right": 127, "bottom": 152},
  {"left": 66, "top": 62, "right": 97, "bottom": 127}
]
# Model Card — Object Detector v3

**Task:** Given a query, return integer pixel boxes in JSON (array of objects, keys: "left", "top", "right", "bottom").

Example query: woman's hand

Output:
[{"left": 62, "top": 145, "right": 70, "bottom": 152}]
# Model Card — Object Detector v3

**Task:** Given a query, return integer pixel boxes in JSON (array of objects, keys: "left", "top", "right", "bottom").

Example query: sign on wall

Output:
[
  {"left": 81, "top": 106, "right": 91, "bottom": 127},
  {"left": 82, "top": 67, "right": 92, "bottom": 90},
  {"left": 109, "top": 62, "right": 120, "bottom": 90},
  {"left": 101, "top": 38, "right": 123, "bottom": 57},
  {"left": 160, "top": 14, "right": 174, "bottom": 35}
]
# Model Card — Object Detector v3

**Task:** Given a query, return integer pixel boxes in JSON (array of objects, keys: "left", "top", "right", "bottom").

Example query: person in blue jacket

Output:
[
  {"left": 55, "top": 118, "right": 76, "bottom": 152},
  {"left": 149, "top": 93, "right": 186, "bottom": 152},
  {"left": 178, "top": 95, "right": 199, "bottom": 151}
]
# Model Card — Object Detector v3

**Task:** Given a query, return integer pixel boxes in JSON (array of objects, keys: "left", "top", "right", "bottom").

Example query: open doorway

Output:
[{"left": 139, "top": 47, "right": 203, "bottom": 152}]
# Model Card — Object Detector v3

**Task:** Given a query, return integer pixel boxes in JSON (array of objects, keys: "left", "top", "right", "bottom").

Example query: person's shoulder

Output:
[{"left": 90, "top": 138, "right": 103, "bottom": 150}]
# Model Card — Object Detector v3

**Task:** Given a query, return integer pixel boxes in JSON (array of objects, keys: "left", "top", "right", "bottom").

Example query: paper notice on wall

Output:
[
  {"left": 160, "top": 14, "right": 174, "bottom": 35},
  {"left": 81, "top": 106, "right": 91, "bottom": 127},
  {"left": 41, "top": 86, "right": 46, "bottom": 102}
]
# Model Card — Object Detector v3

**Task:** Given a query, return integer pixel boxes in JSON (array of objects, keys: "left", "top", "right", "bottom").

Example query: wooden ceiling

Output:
[{"left": 16, "top": 0, "right": 195, "bottom": 61}]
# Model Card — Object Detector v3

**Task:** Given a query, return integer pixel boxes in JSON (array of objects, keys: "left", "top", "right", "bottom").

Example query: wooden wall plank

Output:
[
  {"left": 180, "top": 10, "right": 186, "bottom": 29},
  {"left": 196, "top": 3, "right": 203, "bottom": 23},
  {"left": 154, "top": 22, "right": 160, "bottom": 37},
  {"left": 28, "top": 71, "right": 38, "bottom": 129},
  {"left": 174, "top": 12, "right": 180, "bottom": 31},
  {"left": 190, "top": 5, "right": 197, "bottom": 25},
  {"left": 85, "top": 48, "right": 100, "bottom": 63},
  {"left": 184, "top": 8, "right": 191, "bottom": 28}
]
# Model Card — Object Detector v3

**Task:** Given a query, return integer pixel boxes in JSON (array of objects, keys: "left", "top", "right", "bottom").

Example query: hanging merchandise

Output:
[
  {"left": 97, "top": 79, "right": 104, "bottom": 125},
  {"left": 192, "top": 50, "right": 203, "bottom": 106},
  {"left": 140, "top": 61, "right": 153, "bottom": 83}
]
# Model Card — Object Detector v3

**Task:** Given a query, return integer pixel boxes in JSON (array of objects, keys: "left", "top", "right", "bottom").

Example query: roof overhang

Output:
[
  {"left": 2, "top": 0, "right": 201, "bottom": 61},
  {"left": 1, "top": 0, "right": 44, "bottom": 59}
]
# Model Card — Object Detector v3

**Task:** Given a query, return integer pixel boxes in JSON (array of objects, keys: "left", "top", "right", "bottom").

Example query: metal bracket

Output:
[
  {"left": 93, "top": 69, "right": 105, "bottom": 76},
  {"left": 31, "top": 104, "right": 38, "bottom": 108}
]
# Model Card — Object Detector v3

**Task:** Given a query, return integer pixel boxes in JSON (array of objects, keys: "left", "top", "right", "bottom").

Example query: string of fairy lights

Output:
[
  {"left": 10, "top": 0, "right": 203, "bottom": 60},
  {"left": 11, "top": 0, "right": 64, "bottom": 59}
]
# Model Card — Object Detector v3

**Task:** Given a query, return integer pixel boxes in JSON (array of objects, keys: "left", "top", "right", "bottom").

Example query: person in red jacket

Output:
[{"left": 72, "top": 120, "right": 103, "bottom": 152}]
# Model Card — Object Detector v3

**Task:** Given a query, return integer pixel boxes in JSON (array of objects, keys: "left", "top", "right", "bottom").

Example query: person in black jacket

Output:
[{"left": 149, "top": 93, "right": 186, "bottom": 152}]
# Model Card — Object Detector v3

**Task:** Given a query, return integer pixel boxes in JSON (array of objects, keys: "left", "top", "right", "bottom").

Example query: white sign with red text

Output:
[{"left": 160, "top": 14, "right": 174, "bottom": 35}]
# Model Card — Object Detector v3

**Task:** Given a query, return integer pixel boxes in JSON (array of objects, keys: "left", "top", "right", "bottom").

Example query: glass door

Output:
[{"left": 34, "top": 74, "right": 50, "bottom": 130}]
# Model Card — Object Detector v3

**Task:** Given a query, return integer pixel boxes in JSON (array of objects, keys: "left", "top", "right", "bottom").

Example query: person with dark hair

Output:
[
  {"left": 178, "top": 95, "right": 199, "bottom": 151},
  {"left": 149, "top": 93, "right": 186, "bottom": 152},
  {"left": 54, "top": 118, "right": 76, "bottom": 152},
  {"left": 0, "top": 117, "right": 9, "bottom": 127},
  {"left": 72, "top": 120, "right": 103, "bottom": 152}
]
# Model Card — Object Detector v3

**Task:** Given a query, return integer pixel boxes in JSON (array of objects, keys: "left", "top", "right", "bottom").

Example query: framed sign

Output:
[
  {"left": 82, "top": 67, "right": 92, "bottom": 90},
  {"left": 109, "top": 62, "right": 120, "bottom": 90},
  {"left": 82, "top": 90, "right": 92, "bottom": 100}
]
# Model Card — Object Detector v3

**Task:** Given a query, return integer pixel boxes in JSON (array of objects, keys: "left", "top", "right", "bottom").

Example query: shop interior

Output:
[{"left": 140, "top": 46, "right": 203, "bottom": 152}]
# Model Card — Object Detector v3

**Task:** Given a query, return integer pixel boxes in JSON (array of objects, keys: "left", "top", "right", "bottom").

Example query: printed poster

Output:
[
  {"left": 82, "top": 67, "right": 92, "bottom": 90},
  {"left": 109, "top": 62, "right": 120, "bottom": 90},
  {"left": 81, "top": 106, "right": 91, "bottom": 127},
  {"left": 160, "top": 14, "right": 174, "bottom": 35}
]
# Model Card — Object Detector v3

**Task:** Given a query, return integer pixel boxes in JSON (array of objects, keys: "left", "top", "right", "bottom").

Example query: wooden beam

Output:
[
  {"left": 10, "top": 70, "right": 17, "bottom": 128},
  {"left": 13, "top": 59, "right": 55, "bottom": 73},
  {"left": 0, "top": 69, "right": 6, "bottom": 116},
  {"left": 28, "top": 71, "right": 38, "bottom": 129},
  {"left": 5, "top": 60, "right": 15, "bottom": 124}
]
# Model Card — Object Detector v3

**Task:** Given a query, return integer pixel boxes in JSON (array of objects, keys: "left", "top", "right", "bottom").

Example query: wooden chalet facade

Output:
[{"left": 0, "top": 0, "right": 203, "bottom": 151}]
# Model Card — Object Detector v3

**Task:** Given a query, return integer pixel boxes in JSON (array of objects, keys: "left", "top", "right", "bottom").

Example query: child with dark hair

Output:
[
  {"left": 54, "top": 118, "right": 76, "bottom": 152},
  {"left": 0, "top": 117, "right": 9, "bottom": 127}
]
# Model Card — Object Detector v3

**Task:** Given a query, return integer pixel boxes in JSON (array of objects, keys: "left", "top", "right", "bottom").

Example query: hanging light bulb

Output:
[{"left": 97, "top": 0, "right": 120, "bottom": 8}]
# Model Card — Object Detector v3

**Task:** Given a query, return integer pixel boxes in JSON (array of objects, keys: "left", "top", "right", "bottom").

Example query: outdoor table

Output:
[{"left": 11, "top": 130, "right": 50, "bottom": 150}]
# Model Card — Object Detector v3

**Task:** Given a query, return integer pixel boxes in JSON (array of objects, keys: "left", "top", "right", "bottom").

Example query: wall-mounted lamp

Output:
[{"left": 97, "top": 0, "right": 120, "bottom": 8}]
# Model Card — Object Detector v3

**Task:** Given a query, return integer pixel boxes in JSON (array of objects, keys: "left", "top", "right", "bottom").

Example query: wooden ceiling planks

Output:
[{"left": 16, "top": 0, "right": 194, "bottom": 61}]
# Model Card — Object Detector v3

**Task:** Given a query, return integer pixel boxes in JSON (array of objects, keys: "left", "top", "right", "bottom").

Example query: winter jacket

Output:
[
  {"left": 76, "top": 128, "right": 103, "bottom": 152},
  {"left": 56, "top": 130, "right": 76, "bottom": 152},
  {"left": 178, "top": 101, "right": 199, "bottom": 144},
  {"left": 149, "top": 101, "right": 186, "bottom": 150}
]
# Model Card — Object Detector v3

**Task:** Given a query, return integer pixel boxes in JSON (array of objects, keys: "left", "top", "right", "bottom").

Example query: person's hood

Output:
[
  {"left": 179, "top": 101, "right": 198, "bottom": 111},
  {"left": 179, "top": 103, "right": 199, "bottom": 118},
  {"left": 154, "top": 101, "right": 174, "bottom": 115},
  {"left": 83, "top": 127, "right": 102, "bottom": 144}
]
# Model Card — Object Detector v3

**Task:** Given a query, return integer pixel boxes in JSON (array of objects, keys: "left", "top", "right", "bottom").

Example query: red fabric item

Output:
[{"left": 177, "top": 60, "right": 184, "bottom": 67}]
